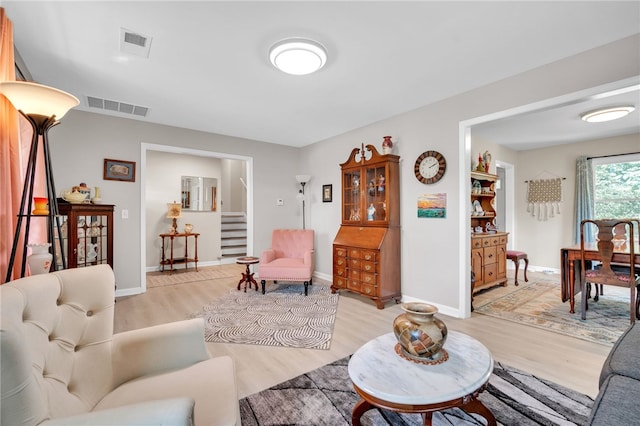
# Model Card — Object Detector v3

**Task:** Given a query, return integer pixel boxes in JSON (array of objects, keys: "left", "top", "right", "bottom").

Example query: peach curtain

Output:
[{"left": 0, "top": 8, "right": 44, "bottom": 282}]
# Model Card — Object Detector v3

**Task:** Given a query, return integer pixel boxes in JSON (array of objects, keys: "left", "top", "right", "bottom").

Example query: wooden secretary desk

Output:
[{"left": 331, "top": 144, "right": 401, "bottom": 309}]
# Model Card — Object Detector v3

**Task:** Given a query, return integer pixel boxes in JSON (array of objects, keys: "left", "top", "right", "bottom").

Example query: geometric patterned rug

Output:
[
  {"left": 474, "top": 278, "right": 631, "bottom": 346},
  {"left": 240, "top": 356, "right": 594, "bottom": 425},
  {"left": 189, "top": 283, "right": 338, "bottom": 350}
]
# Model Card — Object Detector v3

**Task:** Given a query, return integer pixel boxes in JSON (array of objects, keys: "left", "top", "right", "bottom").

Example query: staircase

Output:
[{"left": 221, "top": 212, "right": 247, "bottom": 258}]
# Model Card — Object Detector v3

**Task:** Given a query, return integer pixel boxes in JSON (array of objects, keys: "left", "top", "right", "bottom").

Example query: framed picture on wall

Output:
[
  {"left": 104, "top": 159, "right": 136, "bottom": 182},
  {"left": 322, "top": 184, "right": 332, "bottom": 203}
]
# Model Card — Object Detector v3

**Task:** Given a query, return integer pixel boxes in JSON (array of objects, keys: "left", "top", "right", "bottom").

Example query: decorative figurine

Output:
[
  {"left": 377, "top": 174, "right": 385, "bottom": 192},
  {"left": 368, "top": 180, "right": 376, "bottom": 196},
  {"left": 367, "top": 204, "right": 376, "bottom": 221},
  {"left": 483, "top": 151, "right": 492, "bottom": 173},
  {"left": 382, "top": 136, "right": 393, "bottom": 154}
]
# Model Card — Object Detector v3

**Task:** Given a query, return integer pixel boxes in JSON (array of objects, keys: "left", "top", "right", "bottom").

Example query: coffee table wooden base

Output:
[{"left": 352, "top": 383, "right": 496, "bottom": 426}]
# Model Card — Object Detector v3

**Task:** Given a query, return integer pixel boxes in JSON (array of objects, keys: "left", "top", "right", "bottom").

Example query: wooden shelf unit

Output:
[{"left": 470, "top": 171, "right": 508, "bottom": 295}]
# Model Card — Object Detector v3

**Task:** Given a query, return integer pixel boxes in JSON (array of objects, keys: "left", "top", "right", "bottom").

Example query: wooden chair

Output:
[
  {"left": 580, "top": 219, "right": 640, "bottom": 324},
  {"left": 591, "top": 218, "right": 640, "bottom": 301}
]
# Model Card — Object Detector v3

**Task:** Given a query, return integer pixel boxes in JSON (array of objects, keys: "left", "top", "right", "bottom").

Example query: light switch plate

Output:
[{"left": 276, "top": 199, "right": 284, "bottom": 206}]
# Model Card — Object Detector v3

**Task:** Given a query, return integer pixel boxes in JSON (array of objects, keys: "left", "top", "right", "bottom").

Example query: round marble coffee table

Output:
[{"left": 348, "top": 331, "right": 496, "bottom": 426}]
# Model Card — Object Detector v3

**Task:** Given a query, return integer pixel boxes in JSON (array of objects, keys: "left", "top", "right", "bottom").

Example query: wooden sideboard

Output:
[{"left": 471, "top": 232, "right": 508, "bottom": 294}]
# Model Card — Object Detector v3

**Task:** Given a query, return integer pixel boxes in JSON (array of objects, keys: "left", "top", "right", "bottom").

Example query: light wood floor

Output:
[{"left": 115, "top": 265, "right": 610, "bottom": 400}]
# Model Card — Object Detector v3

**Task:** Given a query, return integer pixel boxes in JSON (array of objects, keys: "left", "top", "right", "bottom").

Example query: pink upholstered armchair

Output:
[{"left": 259, "top": 229, "right": 314, "bottom": 295}]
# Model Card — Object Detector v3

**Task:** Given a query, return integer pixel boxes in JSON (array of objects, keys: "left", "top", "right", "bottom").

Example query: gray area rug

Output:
[
  {"left": 190, "top": 283, "right": 338, "bottom": 349},
  {"left": 240, "top": 357, "right": 593, "bottom": 425}
]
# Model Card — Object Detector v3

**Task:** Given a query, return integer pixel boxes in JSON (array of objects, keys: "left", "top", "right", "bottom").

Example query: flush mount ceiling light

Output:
[
  {"left": 580, "top": 106, "right": 635, "bottom": 123},
  {"left": 269, "top": 38, "right": 327, "bottom": 75}
]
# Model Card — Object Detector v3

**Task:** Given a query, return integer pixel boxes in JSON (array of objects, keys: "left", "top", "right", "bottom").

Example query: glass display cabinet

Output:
[
  {"left": 55, "top": 201, "right": 114, "bottom": 270},
  {"left": 332, "top": 144, "right": 401, "bottom": 309}
]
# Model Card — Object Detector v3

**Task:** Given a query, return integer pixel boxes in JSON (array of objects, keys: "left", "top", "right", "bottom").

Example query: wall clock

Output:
[{"left": 414, "top": 150, "right": 446, "bottom": 184}]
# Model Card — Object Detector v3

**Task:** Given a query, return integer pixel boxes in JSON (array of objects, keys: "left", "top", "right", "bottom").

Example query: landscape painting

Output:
[{"left": 418, "top": 193, "right": 446, "bottom": 218}]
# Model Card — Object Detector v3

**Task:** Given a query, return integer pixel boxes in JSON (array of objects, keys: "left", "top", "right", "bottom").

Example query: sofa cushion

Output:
[
  {"left": 94, "top": 356, "right": 239, "bottom": 426},
  {"left": 588, "top": 374, "right": 640, "bottom": 425},
  {"left": 599, "top": 323, "right": 640, "bottom": 386},
  {"left": 259, "top": 258, "right": 311, "bottom": 281},
  {"left": 41, "top": 398, "right": 194, "bottom": 426}
]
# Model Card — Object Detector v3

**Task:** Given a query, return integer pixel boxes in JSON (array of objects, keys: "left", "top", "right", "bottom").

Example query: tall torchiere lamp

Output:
[
  {"left": 2, "top": 81, "right": 79, "bottom": 281},
  {"left": 296, "top": 174, "right": 311, "bottom": 229}
]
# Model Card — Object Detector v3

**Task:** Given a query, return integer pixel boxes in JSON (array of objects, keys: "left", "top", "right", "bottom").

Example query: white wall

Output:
[
  {"left": 49, "top": 110, "right": 301, "bottom": 293},
  {"left": 146, "top": 151, "right": 222, "bottom": 269},
  {"left": 514, "top": 133, "right": 640, "bottom": 270},
  {"left": 49, "top": 34, "right": 639, "bottom": 315},
  {"left": 301, "top": 34, "right": 639, "bottom": 317}
]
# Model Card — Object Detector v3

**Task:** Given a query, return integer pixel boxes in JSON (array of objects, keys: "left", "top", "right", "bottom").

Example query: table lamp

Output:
[{"left": 166, "top": 201, "right": 182, "bottom": 233}]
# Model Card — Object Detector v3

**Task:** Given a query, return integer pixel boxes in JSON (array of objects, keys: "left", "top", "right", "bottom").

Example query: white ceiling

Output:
[{"left": 4, "top": 1, "right": 640, "bottom": 149}]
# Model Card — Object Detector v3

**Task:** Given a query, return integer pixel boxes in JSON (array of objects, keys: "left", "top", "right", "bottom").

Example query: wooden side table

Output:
[
  {"left": 348, "top": 332, "right": 496, "bottom": 426},
  {"left": 159, "top": 232, "right": 199, "bottom": 273},
  {"left": 236, "top": 256, "right": 259, "bottom": 292}
]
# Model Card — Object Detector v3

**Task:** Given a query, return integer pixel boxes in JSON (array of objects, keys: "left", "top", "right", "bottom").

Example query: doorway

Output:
[{"left": 140, "top": 143, "right": 253, "bottom": 287}]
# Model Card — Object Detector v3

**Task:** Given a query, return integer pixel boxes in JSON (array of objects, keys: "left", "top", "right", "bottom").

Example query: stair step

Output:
[
  {"left": 221, "top": 237, "right": 247, "bottom": 246},
  {"left": 222, "top": 246, "right": 247, "bottom": 255},
  {"left": 221, "top": 217, "right": 247, "bottom": 224},
  {"left": 221, "top": 230, "right": 247, "bottom": 238},
  {"left": 222, "top": 223, "right": 247, "bottom": 230}
]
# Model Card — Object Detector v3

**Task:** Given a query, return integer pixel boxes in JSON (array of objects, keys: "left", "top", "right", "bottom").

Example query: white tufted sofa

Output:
[{"left": 1, "top": 265, "right": 240, "bottom": 426}]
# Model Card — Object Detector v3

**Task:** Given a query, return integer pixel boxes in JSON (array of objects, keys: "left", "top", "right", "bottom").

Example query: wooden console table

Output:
[{"left": 160, "top": 232, "right": 199, "bottom": 273}]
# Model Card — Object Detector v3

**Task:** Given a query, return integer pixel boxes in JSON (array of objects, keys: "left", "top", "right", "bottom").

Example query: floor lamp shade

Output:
[
  {"left": 2, "top": 81, "right": 79, "bottom": 281},
  {"left": 0, "top": 81, "right": 79, "bottom": 119}
]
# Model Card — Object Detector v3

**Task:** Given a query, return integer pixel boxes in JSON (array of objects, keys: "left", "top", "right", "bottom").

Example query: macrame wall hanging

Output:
[{"left": 526, "top": 175, "right": 565, "bottom": 221}]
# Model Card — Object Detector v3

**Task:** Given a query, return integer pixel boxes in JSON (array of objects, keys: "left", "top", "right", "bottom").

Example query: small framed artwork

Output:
[
  {"left": 417, "top": 193, "right": 446, "bottom": 218},
  {"left": 322, "top": 184, "right": 333, "bottom": 203},
  {"left": 104, "top": 158, "right": 136, "bottom": 182}
]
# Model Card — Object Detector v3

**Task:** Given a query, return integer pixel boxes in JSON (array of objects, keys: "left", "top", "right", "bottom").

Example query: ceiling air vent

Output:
[
  {"left": 87, "top": 96, "right": 149, "bottom": 117},
  {"left": 120, "top": 28, "right": 152, "bottom": 58}
]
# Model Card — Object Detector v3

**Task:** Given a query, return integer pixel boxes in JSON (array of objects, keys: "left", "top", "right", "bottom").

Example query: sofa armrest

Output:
[
  {"left": 304, "top": 249, "right": 314, "bottom": 266},
  {"left": 261, "top": 248, "right": 276, "bottom": 263},
  {"left": 41, "top": 397, "right": 194, "bottom": 426},
  {"left": 111, "top": 318, "right": 210, "bottom": 388}
]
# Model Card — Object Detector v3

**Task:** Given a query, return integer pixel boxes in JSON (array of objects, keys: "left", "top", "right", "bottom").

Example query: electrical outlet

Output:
[{"left": 276, "top": 199, "right": 284, "bottom": 206}]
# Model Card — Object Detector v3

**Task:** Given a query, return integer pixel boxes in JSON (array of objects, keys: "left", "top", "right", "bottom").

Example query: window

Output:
[{"left": 592, "top": 153, "right": 640, "bottom": 237}]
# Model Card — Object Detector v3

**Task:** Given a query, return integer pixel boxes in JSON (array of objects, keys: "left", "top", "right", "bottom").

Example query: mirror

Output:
[{"left": 181, "top": 176, "right": 217, "bottom": 211}]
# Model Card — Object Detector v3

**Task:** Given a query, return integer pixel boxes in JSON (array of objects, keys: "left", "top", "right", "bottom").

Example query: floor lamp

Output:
[
  {"left": 2, "top": 81, "right": 79, "bottom": 281},
  {"left": 296, "top": 174, "right": 311, "bottom": 229}
]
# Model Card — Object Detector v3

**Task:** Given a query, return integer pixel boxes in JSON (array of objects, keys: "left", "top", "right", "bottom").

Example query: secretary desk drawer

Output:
[
  {"left": 334, "top": 247, "right": 347, "bottom": 258},
  {"left": 361, "top": 272, "right": 377, "bottom": 285},
  {"left": 361, "top": 250, "right": 377, "bottom": 262}
]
